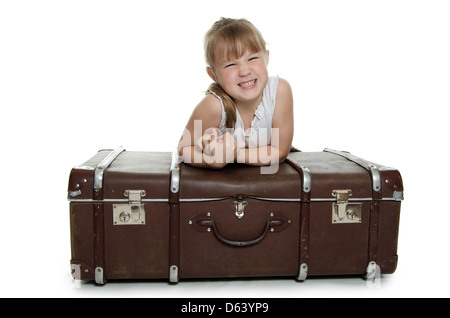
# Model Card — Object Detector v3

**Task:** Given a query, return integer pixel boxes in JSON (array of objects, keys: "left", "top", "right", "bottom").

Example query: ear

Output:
[
  {"left": 206, "top": 66, "right": 216, "bottom": 82},
  {"left": 265, "top": 50, "right": 270, "bottom": 65}
]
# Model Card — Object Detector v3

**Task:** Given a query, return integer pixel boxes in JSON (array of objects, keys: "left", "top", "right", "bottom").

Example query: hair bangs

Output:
[{"left": 206, "top": 18, "right": 266, "bottom": 68}]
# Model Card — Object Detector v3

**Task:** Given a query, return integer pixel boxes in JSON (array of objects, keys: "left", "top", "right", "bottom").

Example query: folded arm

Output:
[
  {"left": 236, "top": 78, "right": 294, "bottom": 166},
  {"left": 178, "top": 78, "right": 293, "bottom": 168},
  {"left": 178, "top": 94, "right": 232, "bottom": 169}
]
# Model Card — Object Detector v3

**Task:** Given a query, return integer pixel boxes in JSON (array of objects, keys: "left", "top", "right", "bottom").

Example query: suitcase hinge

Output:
[
  {"left": 113, "top": 190, "right": 146, "bottom": 225},
  {"left": 332, "top": 190, "right": 362, "bottom": 224}
]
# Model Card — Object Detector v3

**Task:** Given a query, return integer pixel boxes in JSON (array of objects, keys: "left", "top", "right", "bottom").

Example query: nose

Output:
[{"left": 238, "top": 63, "right": 251, "bottom": 77}]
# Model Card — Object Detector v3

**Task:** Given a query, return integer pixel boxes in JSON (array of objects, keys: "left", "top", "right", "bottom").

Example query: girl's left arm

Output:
[{"left": 236, "top": 78, "right": 294, "bottom": 165}]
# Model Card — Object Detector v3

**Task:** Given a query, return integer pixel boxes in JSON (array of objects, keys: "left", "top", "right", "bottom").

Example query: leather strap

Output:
[
  {"left": 368, "top": 201, "right": 379, "bottom": 264},
  {"left": 93, "top": 203, "right": 106, "bottom": 284},
  {"left": 168, "top": 157, "right": 181, "bottom": 282},
  {"left": 299, "top": 202, "right": 310, "bottom": 268}
]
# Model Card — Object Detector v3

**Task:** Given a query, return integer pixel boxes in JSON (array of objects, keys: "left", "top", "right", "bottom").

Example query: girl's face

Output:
[{"left": 208, "top": 49, "right": 269, "bottom": 108}]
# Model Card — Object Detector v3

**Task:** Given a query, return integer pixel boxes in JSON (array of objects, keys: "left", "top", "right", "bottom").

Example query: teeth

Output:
[{"left": 239, "top": 80, "right": 256, "bottom": 87}]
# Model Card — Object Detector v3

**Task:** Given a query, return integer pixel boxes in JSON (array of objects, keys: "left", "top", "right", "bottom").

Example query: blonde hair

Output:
[{"left": 204, "top": 18, "right": 267, "bottom": 128}]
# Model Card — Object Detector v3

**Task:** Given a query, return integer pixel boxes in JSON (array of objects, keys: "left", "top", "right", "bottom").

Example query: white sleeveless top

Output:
[{"left": 208, "top": 76, "right": 279, "bottom": 149}]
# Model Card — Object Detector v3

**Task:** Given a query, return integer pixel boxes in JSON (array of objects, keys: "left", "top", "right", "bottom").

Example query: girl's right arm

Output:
[{"left": 178, "top": 94, "right": 236, "bottom": 169}]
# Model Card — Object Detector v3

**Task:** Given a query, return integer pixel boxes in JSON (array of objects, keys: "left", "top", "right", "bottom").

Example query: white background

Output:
[{"left": 1, "top": 0, "right": 449, "bottom": 298}]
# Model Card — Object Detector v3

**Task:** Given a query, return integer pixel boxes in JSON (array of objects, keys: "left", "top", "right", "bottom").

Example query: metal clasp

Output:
[
  {"left": 233, "top": 200, "right": 248, "bottom": 220},
  {"left": 332, "top": 190, "right": 362, "bottom": 224},
  {"left": 113, "top": 190, "right": 146, "bottom": 225}
]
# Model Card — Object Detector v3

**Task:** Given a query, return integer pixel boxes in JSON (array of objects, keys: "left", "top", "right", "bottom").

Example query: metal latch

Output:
[
  {"left": 113, "top": 190, "right": 146, "bottom": 225},
  {"left": 233, "top": 198, "right": 248, "bottom": 220},
  {"left": 332, "top": 190, "right": 362, "bottom": 224}
]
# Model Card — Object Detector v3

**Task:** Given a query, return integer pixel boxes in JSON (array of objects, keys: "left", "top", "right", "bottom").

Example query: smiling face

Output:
[
  {"left": 204, "top": 18, "right": 268, "bottom": 109},
  {"left": 208, "top": 49, "right": 269, "bottom": 108}
]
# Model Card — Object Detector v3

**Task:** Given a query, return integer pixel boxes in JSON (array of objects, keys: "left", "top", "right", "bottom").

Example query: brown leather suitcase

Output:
[{"left": 68, "top": 147, "right": 403, "bottom": 284}]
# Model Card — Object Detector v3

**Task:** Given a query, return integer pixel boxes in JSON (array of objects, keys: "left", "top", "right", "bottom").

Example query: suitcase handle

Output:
[{"left": 199, "top": 219, "right": 284, "bottom": 247}]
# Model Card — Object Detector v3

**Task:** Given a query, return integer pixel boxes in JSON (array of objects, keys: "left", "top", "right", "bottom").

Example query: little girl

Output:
[{"left": 178, "top": 17, "right": 294, "bottom": 169}]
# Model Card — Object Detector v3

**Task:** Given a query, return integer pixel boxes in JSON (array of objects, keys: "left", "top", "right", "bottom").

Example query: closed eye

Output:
[{"left": 225, "top": 63, "right": 236, "bottom": 68}]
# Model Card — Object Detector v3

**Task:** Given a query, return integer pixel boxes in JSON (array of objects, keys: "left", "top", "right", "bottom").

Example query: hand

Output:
[
  {"left": 197, "top": 131, "right": 237, "bottom": 168},
  {"left": 202, "top": 128, "right": 221, "bottom": 157},
  {"left": 194, "top": 128, "right": 220, "bottom": 155},
  {"left": 220, "top": 132, "right": 238, "bottom": 163}
]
